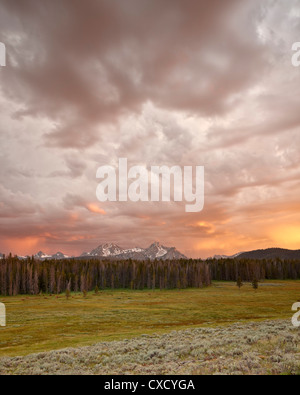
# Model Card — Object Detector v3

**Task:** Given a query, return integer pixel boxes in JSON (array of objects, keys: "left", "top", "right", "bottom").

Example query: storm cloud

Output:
[{"left": 0, "top": 0, "right": 300, "bottom": 258}]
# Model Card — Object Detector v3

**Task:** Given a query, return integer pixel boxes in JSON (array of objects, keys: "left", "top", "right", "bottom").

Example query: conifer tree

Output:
[
  {"left": 252, "top": 278, "right": 259, "bottom": 291},
  {"left": 237, "top": 277, "right": 243, "bottom": 290}
]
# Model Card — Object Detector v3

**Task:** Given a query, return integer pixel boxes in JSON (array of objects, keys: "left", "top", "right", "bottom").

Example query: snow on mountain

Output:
[
  {"left": 143, "top": 242, "right": 166, "bottom": 259},
  {"left": 35, "top": 251, "right": 52, "bottom": 260},
  {"left": 145, "top": 242, "right": 168, "bottom": 259},
  {"left": 52, "top": 252, "right": 69, "bottom": 260},
  {"left": 123, "top": 247, "right": 144, "bottom": 254},
  {"left": 81, "top": 252, "right": 91, "bottom": 257},
  {"left": 11, "top": 243, "right": 186, "bottom": 261},
  {"left": 33, "top": 251, "right": 69, "bottom": 260},
  {"left": 80, "top": 242, "right": 187, "bottom": 261},
  {"left": 143, "top": 242, "right": 187, "bottom": 260},
  {"left": 81, "top": 243, "right": 124, "bottom": 258},
  {"left": 210, "top": 252, "right": 245, "bottom": 260},
  {"left": 160, "top": 247, "right": 187, "bottom": 260}
]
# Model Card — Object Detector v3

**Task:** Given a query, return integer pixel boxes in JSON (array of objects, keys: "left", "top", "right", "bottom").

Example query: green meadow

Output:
[{"left": 0, "top": 281, "right": 299, "bottom": 358}]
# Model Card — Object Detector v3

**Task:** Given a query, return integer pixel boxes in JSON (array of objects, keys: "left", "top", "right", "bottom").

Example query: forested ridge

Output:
[{"left": 0, "top": 255, "right": 299, "bottom": 296}]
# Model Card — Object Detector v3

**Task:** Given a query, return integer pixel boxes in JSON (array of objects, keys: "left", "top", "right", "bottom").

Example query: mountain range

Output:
[
  {"left": 211, "top": 252, "right": 244, "bottom": 260},
  {"left": 80, "top": 242, "right": 187, "bottom": 261},
  {"left": 2, "top": 246, "right": 300, "bottom": 262},
  {"left": 34, "top": 251, "right": 70, "bottom": 260},
  {"left": 1, "top": 242, "right": 187, "bottom": 261}
]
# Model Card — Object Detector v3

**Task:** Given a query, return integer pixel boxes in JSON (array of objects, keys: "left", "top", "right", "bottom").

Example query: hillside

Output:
[{"left": 238, "top": 248, "right": 300, "bottom": 260}]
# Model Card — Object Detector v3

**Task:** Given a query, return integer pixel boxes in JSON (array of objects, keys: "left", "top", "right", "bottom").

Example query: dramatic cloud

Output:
[{"left": 0, "top": 0, "right": 300, "bottom": 257}]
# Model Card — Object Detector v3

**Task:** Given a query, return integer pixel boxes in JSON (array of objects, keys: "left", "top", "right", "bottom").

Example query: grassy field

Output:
[
  {"left": 1, "top": 320, "right": 299, "bottom": 375},
  {"left": 0, "top": 281, "right": 299, "bottom": 358}
]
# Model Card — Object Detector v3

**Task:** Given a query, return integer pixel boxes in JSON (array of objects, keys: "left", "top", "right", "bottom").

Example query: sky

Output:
[{"left": 0, "top": 0, "right": 300, "bottom": 259}]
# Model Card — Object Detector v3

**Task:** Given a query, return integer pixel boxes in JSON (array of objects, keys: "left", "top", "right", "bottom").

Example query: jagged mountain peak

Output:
[
  {"left": 80, "top": 242, "right": 187, "bottom": 261},
  {"left": 150, "top": 241, "right": 162, "bottom": 247},
  {"left": 15, "top": 242, "right": 187, "bottom": 261},
  {"left": 52, "top": 252, "right": 69, "bottom": 260},
  {"left": 146, "top": 242, "right": 168, "bottom": 259},
  {"left": 100, "top": 243, "right": 119, "bottom": 249},
  {"left": 86, "top": 243, "right": 125, "bottom": 258},
  {"left": 33, "top": 251, "right": 68, "bottom": 260},
  {"left": 35, "top": 251, "right": 51, "bottom": 259}
]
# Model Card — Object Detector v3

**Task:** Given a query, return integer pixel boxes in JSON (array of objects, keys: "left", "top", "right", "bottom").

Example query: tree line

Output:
[
  {"left": 0, "top": 256, "right": 211, "bottom": 296},
  {"left": 208, "top": 258, "right": 300, "bottom": 282},
  {"left": 1, "top": 255, "right": 300, "bottom": 296}
]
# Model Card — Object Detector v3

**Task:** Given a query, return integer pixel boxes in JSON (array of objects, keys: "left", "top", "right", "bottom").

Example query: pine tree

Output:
[
  {"left": 66, "top": 289, "right": 71, "bottom": 300},
  {"left": 252, "top": 278, "right": 259, "bottom": 291},
  {"left": 237, "top": 277, "right": 243, "bottom": 290}
]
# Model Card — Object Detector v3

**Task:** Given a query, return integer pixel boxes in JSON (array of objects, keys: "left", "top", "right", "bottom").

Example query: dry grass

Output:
[{"left": 0, "top": 320, "right": 299, "bottom": 375}]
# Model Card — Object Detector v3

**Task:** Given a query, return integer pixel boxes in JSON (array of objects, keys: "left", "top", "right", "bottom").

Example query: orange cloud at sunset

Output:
[{"left": 86, "top": 204, "right": 106, "bottom": 215}]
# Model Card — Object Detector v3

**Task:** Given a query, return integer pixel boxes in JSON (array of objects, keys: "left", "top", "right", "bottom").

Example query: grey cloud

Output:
[
  {"left": 49, "top": 155, "right": 87, "bottom": 178},
  {"left": 0, "top": 0, "right": 267, "bottom": 149}
]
